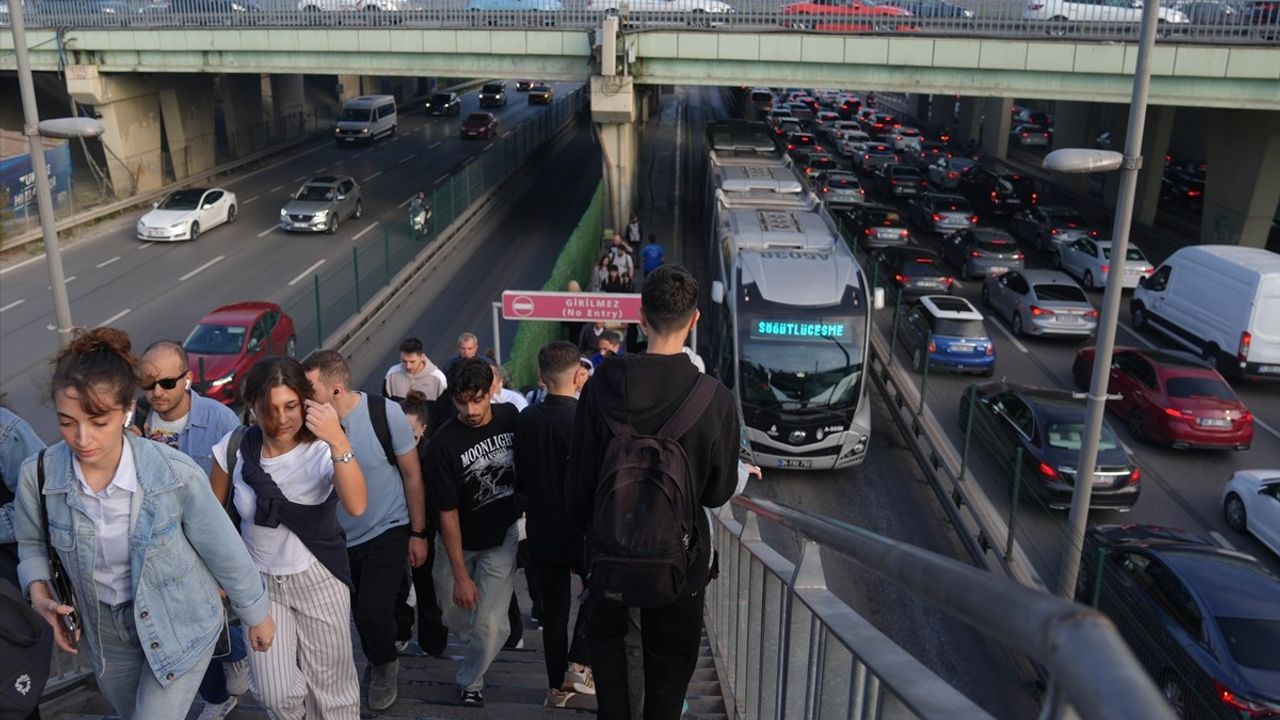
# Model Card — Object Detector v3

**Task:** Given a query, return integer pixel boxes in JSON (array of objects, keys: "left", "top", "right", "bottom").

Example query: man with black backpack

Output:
[
  {"left": 567, "top": 265, "right": 740, "bottom": 720},
  {"left": 302, "top": 350, "right": 429, "bottom": 713}
]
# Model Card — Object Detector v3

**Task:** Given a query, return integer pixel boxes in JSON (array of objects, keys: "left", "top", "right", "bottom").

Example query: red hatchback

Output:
[
  {"left": 1072, "top": 346, "right": 1254, "bottom": 450},
  {"left": 184, "top": 302, "right": 297, "bottom": 406}
]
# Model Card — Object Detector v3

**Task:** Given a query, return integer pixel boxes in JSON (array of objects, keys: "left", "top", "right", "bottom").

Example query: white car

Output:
[
  {"left": 837, "top": 130, "right": 872, "bottom": 157},
  {"left": 1057, "top": 237, "right": 1154, "bottom": 290},
  {"left": 586, "top": 0, "right": 734, "bottom": 22},
  {"left": 136, "top": 187, "right": 237, "bottom": 242},
  {"left": 891, "top": 127, "right": 923, "bottom": 152},
  {"left": 1223, "top": 469, "right": 1280, "bottom": 558},
  {"left": 824, "top": 120, "right": 862, "bottom": 144},
  {"left": 1023, "top": 0, "right": 1189, "bottom": 26}
]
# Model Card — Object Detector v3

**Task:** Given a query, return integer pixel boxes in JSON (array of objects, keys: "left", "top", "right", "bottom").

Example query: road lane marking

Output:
[
  {"left": 363, "top": 171, "right": 383, "bottom": 182},
  {"left": 352, "top": 222, "right": 378, "bottom": 241},
  {"left": 0, "top": 255, "right": 46, "bottom": 275},
  {"left": 257, "top": 226, "right": 277, "bottom": 238},
  {"left": 137, "top": 242, "right": 154, "bottom": 250},
  {"left": 502, "top": 131, "right": 512, "bottom": 138},
  {"left": 1209, "top": 531, "right": 1236, "bottom": 550},
  {"left": 1117, "top": 322, "right": 1158, "bottom": 349},
  {"left": 398, "top": 195, "right": 415, "bottom": 208},
  {"left": 351, "top": 153, "right": 362, "bottom": 159},
  {"left": 96, "top": 308, "right": 131, "bottom": 327},
  {"left": 314, "top": 165, "right": 328, "bottom": 172},
  {"left": 0, "top": 299, "right": 25, "bottom": 313},
  {"left": 434, "top": 174, "right": 449, "bottom": 185},
  {"left": 397, "top": 154, "right": 416, "bottom": 165},
  {"left": 483, "top": 143, "right": 494, "bottom": 152},
  {"left": 179, "top": 255, "right": 224, "bottom": 282},
  {"left": 270, "top": 185, "right": 285, "bottom": 192},
  {"left": 989, "top": 317, "right": 1029, "bottom": 353},
  {"left": 1255, "top": 417, "right": 1280, "bottom": 443},
  {"left": 462, "top": 156, "right": 476, "bottom": 166},
  {"left": 288, "top": 259, "right": 326, "bottom": 286},
  {"left": 96, "top": 256, "right": 121, "bottom": 269},
  {"left": 292, "top": 175, "right": 307, "bottom": 183},
  {"left": 243, "top": 195, "right": 260, "bottom": 205},
  {"left": 428, "top": 141, "right": 442, "bottom": 150},
  {"left": 47, "top": 276, "right": 77, "bottom": 289}
]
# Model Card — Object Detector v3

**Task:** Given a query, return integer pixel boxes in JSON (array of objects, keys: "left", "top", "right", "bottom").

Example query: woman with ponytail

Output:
[{"left": 13, "top": 327, "right": 275, "bottom": 719}]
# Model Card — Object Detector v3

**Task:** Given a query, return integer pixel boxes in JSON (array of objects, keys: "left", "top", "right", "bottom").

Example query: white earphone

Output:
[{"left": 185, "top": 379, "right": 192, "bottom": 390}]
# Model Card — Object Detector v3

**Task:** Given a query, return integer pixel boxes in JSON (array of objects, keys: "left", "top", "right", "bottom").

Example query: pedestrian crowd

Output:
[{"left": 0, "top": 263, "right": 758, "bottom": 720}]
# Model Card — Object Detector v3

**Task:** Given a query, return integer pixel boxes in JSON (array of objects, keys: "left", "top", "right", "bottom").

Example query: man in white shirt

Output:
[{"left": 384, "top": 337, "right": 448, "bottom": 402}]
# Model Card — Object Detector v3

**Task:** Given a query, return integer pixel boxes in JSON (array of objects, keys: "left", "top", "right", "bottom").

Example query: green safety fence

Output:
[{"left": 504, "top": 180, "right": 605, "bottom": 391}]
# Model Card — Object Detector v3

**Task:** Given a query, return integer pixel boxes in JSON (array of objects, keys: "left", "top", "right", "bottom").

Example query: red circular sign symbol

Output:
[{"left": 511, "top": 295, "right": 535, "bottom": 317}]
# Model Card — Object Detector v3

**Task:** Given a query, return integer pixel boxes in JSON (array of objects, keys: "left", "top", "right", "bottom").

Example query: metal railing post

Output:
[
  {"left": 352, "top": 247, "right": 361, "bottom": 309},
  {"left": 959, "top": 384, "right": 977, "bottom": 482},
  {"left": 1006, "top": 448, "right": 1024, "bottom": 561},
  {"left": 384, "top": 228, "right": 392, "bottom": 284},
  {"left": 1089, "top": 546, "right": 1107, "bottom": 608},
  {"left": 918, "top": 330, "right": 932, "bottom": 415},
  {"left": 313, "top": 274, "right": 323, "bottom": 349},
  {"left": 889, "top": 287, "right": 904, "bottom": 348}
]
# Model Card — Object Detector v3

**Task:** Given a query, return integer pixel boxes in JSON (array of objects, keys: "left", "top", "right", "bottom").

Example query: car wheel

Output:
[
  {"left": 1160, "top": 674, "right": 1188, "bottom": 719},
  {"left": 354, "top": 200, "right": 363, "bottom": 219},
  {"left": 1011, "top": 312, "right": 1024, "bottom": 337},
  {"left": 389, "top": 124, "right": 396, "bottom": 137},
  {"left": 189, "top": 222, "right": 200, "bottom": 241},
  {"left": 1131, "top": 303, "right": 1149, "bottom": 330},
  {"left": 327, "top": 215, "right": 338, "bottom": 235},
  {"left": 286, "top": 335, "right": 297, "bottom": 358},
  {"left": 980, "top": 284, "right": 991, "bottom": 307},
  {"left": 1083, "top": 270, "right": 1095, "bottom": 290},
  {"left": 1224, "top": 492, "right": 1247, "bottom": 532},
  {"left": 1127, "top": 408, "right": 1147, "bottom": 443}
]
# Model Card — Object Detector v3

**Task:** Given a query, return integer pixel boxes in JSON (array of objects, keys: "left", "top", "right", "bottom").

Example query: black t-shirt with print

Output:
[{"left": 425, "top": 403, "right": 519, "bottom": 551}]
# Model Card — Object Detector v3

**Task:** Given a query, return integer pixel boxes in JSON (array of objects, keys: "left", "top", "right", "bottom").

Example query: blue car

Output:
[
  {"left": 897, "top": 295, "right": 995, "bottom": 375},
  {"left": 465, "top": 0, "right": 562, "bottom": 25}
]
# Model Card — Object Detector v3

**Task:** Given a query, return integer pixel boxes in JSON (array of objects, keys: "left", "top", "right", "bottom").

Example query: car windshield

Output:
[
  {"left": 532, "top": 86, "right": 551, "bottom": 92},
  {"left": 296, "top": 185, "right": 334, "bottom": 202},
  {"left": 904, "top": 257, "right": 943, "bottom": 275},
  {"left": 810, "top": 156, "right": 836, "bottom": 168},
  {"left": 429, "top": 94, "right": 452, "bottom": 104},
  {"left": 936, "top": 319, "right": 986, "bottom": 337},
  {"left": 870, "top": 146, "right": 894, "bottom": 155},
  {"left": 1046, "top": 422, "right": 1119, "bottom": 451},
  {"left": 1099, "top": 246, "right": 1147, "bottom": 262},
  {"left": 1214, "top": 617, "right": 1280, "bottom": 670},
  {"left": 1166, "top": 376, "right": 1237, "bottom": 401},
  {"left": 997, "top": 176, "right": 1035, "bottom": 195},
  {"left": 741, "top": 341, "right": 864, "bottom": 410},
  {"left": 977, "top": 238, "right": 1017, "bottom": 252},
  {"left": 157, "top": 190, "right": 203, "bottom": 210},
  {"left": 827, "top": 175, "right": 858, "bottom": 187},
  {"left": 936, "top": 198, "right": 972, "bottom": 212},
  {"left": 340, "top": 108, "right": 371, "bottom": 122},
  {"left": 183, "top": 323, "right": 247, "bottom": 355},
  {"left": 482, "top": 84, "right": 504, "bottom": 93},
  {"left": 1033, "top": 284, "right": 1088, "bottom": 302},
  {"left": 892, "top": 168, "right": 922, "bottom": 179},
  {"left": 951, "top": 158, "right": 977, "bottom": 171},
  {"left": 866, "top": 210, "right": 902, "bottom": 225},
  {"left": 1049, "top": 211, "right": 1088, "bottom": 226},
  {"left": 466, "top": 113, "right": 490, "bottom": 123}
]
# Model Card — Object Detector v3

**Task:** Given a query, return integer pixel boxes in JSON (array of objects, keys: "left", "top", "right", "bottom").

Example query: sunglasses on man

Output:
[{"left": 139, "top": 374, "right": 188, "bottom": 392}]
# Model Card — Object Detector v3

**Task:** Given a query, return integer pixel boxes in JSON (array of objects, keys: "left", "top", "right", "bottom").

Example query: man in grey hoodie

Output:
[{"left": 384, "top": 337, "right": 448, "bottom": 402}]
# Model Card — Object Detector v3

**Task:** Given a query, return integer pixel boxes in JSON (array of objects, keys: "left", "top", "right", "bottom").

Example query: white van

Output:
[
  {"left": 1131, "top": 245, "right": 1280, "bottom": 379},
  {"left": 334, "top": 95, "right": 397, "bottom": 145}
]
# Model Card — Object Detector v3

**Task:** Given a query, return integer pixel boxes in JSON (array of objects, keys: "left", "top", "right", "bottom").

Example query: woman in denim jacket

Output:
[{"left": 14, "top": 328, "right": 276, "bottom": 719}]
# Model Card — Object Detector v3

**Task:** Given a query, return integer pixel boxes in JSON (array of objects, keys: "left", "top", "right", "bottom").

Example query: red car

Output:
[
  {"left": 460, "top": 112, "right": 498, "bottom": 141},
  {"left": 184, "top": 301, "right": 296, "bottom": 406},
  {"left": 1072, "top": 346, "right": 1254, "bottom": 451},
  {"left": 780, "top": 0, "right": 914, "bottom": 32}
]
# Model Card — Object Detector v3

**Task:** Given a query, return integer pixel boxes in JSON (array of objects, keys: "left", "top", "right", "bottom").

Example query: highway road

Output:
[{"left": 0, "top": 81, "right": 583, "bottom": 439}]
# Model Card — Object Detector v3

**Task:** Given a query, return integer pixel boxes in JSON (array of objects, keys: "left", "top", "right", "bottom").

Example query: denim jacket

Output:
[
  {"left": 15, "top": 434, "right": 269, "bottom": 686},
  {"left": 139, "top": 390, "right": 240, "bottom": 478},
  {"left": 0, "top": 407, "right": 46, "bottom": 546}
]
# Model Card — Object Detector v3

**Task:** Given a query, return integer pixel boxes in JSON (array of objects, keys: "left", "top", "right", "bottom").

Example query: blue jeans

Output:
[
  {"left": 433, "top": 524, "right": 517, "bottom": 691},
  {"left": 197, "top": 624, "right": 247, "bottom": 704},
  {"left": 96, "top": 601, "right": 214, "bottom": 719}
]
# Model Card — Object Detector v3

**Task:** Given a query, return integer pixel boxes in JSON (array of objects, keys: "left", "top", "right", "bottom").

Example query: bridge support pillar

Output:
[
  {"left": 270, "top": 74, "right": 306, "bottom": 121},
  {"left": 955, "top": 96, "right": 983, "bottom": 148},
  {"left": 220, "top": 73, "right": 267, "bottom": 159},
  {"left": 158, "top": 75, "right": 217, "bottom": 180},
  {"left": 1048, "top": 101, "right": 1095, "bottom": 195},
  {"left": 1135, "top": 105, "right": 1175, "bottom": 227},
  {"left": 1201, "top": 109, "right": 1280, "bottom": 248},
  {"left": 927, "top": 94, "right": 954, "bottom": 132},
  {"left": 65, "top": 67, "right": 164, "bottom": 197},
  {"left": 591, "top": 74, "right": 638, "bottom": 232},
  {"left": 981, "top": 97, "right": 1012, "bottom": 161},
  {"left": 909, "top": 93, "right": 930, "bottom": 125}
]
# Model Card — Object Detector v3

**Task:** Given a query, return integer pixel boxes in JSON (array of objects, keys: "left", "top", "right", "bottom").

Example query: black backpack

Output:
[
  {"left": 588, "top": 375, "right": 716, "bottom": 609},
  {"left": 225, "top": 395, "right": 399, "bottom": 477},
  {"left": 0, "top": 578, "right": 51, "bottom": 718}
]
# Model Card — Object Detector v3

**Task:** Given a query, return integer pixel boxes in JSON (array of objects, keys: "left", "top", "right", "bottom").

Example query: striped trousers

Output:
[{"left": 248, "top": 561, "right": 361, "bottom": 719}]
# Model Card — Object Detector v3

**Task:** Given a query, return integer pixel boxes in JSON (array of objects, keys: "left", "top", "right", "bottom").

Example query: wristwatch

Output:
[
  {"left": 410, "top": 528, "right": 430, "bottom": 539},
  {"left": 332, "top": 450, "right": 355, "bottom": 464}
]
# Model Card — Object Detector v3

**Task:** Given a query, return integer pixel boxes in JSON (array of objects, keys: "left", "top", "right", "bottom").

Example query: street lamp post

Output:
[
  {"left": 1050, "top": 0, "right": 1162, "bottom": 598},
  {"left": 8, "top": 0, "right": 103, "bottom": 349}
]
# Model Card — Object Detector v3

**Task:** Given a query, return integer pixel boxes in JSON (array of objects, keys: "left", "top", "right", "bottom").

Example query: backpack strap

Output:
[
  {"left": 224, "top": 426, "right": 246, "bottom": 510},
  {"left": 655, "top": 374, "right": 717, "bottom": 441},
  {"left": 36, "top": 450, "right": 50, "bottom": 549},
  {"left": 368, "top": 396, "right": 399, "bottom": 469}
]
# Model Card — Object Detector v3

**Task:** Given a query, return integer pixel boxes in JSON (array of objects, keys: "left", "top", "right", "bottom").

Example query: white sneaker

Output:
[
  {"left": 395, "top": 639, "right": 411, "bottom": 654},
  {"left": 564, "top": 666, "right": 595, "bottom": 696},
  {"left": 224, "top": 659, "right": 250, "bottom": 697},
  {"left": 196, "top": 696, "right": 238, "bottom": 720}
]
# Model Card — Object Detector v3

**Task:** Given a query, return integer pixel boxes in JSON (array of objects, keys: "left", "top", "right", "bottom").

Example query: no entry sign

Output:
[{"left": 501, "top": 291, "right": 642, "bottom": 322}]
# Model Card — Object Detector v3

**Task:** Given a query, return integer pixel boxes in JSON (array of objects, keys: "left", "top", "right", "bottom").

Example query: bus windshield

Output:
[{"left": 739, "top": 317, "right": 865, "bottom": 411}]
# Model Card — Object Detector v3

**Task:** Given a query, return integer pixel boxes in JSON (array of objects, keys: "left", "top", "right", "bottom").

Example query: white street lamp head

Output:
[
  {"left": 37, "top": 117, "right": 105, "bottom": 139},
  {"left": 1043, "top": 148, "right": 1124, "bottom": 174}
]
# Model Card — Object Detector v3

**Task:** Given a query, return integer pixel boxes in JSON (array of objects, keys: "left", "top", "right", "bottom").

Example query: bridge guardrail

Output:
[
  {"left": 7, "top": 1, "right": 1279, "bottom": 45},
  {"left": 710, "top": 494, "right": 1177, "bottom": 720}
]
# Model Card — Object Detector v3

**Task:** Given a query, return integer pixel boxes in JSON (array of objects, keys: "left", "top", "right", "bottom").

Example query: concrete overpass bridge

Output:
[{"left": 3, "top": 10, "right": 1277, "bottom": 244}]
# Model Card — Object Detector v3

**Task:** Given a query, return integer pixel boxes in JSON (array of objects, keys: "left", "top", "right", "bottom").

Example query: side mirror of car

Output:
[
  {"left": 152, "top": 201, "right": 160, "bottom": 208},
  {"left": 203, "top": 202, "right": 214, "bottom": 208},
  {"left": 710, "top": 280, "right": 725, "bottom": 305},
  {"left": 336, "top": 194, "right": 346, "bottom": 201}
]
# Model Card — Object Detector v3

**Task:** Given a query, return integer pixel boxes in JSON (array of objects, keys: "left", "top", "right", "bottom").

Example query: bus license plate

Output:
[{"left": 777, "top": 458, "right": 813, "bottom": 469}]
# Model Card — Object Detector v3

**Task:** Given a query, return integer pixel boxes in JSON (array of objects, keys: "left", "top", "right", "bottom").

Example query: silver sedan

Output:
[
  {"left": 981, "top": 269, "right": 1098, "bottom": 338},
  {"left": 1057, "top": 237, "right": 1155, "bottom": 291}
]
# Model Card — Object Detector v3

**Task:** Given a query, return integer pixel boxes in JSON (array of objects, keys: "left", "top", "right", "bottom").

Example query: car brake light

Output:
[
  {"left": 928, "top": 339, "right": 937, "bottom": 352},
  {"left": 1240, "top": 410, "right": 1253, "bottom": 425},
  {"left": 864, "top": 154, "right": 871, "bottom": 159},
  {"left": 822, "top": 187, "right": 829, "bottom": 193},
  {"left": 891, "top": 179, "right": 898, "bottom": 185},
  {"left": 990, "top": 191, "right": 998, "bottom": 200},
  {"left": 787, "top": 143, "right": 795, "bottom": 150},
  {"left": 943, "top": 276, "right": 954, "bottom": 286},
  {"left": 900, "top": 230, "right": 910, "bottom": 238},
  {"left": 931, "top": 213, "right": 942, "bottom": 221},
  {"left": 1089, "top": 230, "right": 1099, "bottom": 237},
  {"left": 970, "top": 250, "right": 984, "bottom": 258},
  {"left": 863, "top": 228, "right": 875, "bottom": 236},
  {"left": 1050, "top": 228, "right": 1060, "bottom": 235},
  {"left": 1031, "top": 192, "right": 1039, "bottom": 203},
  {"left": 1143, "top": 267, "right": 1154, "bottom": 275},
  {"left": 1012, "top": 253, "right": 1025, "bottom": 260},
  {"left": 970, "top": 215, "right": 979, "bottom": 223},
  {"left": 1100, "top": 264, "right": 1110, "bottom": 274},
  {"left": 1084, "top": 309, "right": 1100, "bottom": 318},
  {"left": 1127, "top": 468, "right": 1141, "bottom": 486},
  {"left": 1238, "top": 331, "right": 1251, "bottom": 361},
  {"left": 1164, "top": 406, "right": 1186, "bottom": 419},
  {"left": 1038, "top": 462, "right": 1057, "bottom": 479},
  {"left": 894, "top": 273, "right": 907, "bottom": 284},
  {"left": 1021, "top": 131, "right": 1029, "bottom": 137},
  {"left": 986, "top": 343, "right": 995, "bottom": 356},
  {"left": 949, "top": 172, "right": 959, "bottom": 179},
  {"left": 1187, "top": 189, "right": 1202, "bottom": 197},
  {"left": 1030, "top": 306, "right": 1054, "bottom": 316}
]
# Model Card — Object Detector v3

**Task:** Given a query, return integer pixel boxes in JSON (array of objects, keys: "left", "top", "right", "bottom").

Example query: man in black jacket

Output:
[
  {"left": 566, "top": 265, "right": 740, "bottom": 720},
  {"left": 515, "top": 341, "right": 594, "bottom": 708}
]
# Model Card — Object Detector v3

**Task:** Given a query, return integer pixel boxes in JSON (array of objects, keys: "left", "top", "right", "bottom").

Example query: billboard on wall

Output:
[{"left": 0, "top": 141, "right": 73, "bottom": 213}]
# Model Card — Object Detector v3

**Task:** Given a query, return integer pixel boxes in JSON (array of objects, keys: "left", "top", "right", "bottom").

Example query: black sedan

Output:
[
  {"left": 957, "top": 382, "right": 1141, "bottom": 510},
  {"left": 528, "top": 84, "right": 554, "bottom": 105},
  {"left": 424, "top": 92, "right": 461, "bottom": 117},
  {"left": 871, "top": 247, "right": 954, "bottom": 295},
  {"left": 1077, "top": 524, "right": 1280, "bottom": 719}
]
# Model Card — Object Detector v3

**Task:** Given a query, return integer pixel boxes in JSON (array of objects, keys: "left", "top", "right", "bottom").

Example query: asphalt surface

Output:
[{"left": 0, "top": 81, "right": 583, "bottom": 439}]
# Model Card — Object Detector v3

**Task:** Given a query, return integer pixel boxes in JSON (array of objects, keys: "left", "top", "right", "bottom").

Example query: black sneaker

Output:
[{"left": 460, "top": 689, "right": 485, "bottom": 708}]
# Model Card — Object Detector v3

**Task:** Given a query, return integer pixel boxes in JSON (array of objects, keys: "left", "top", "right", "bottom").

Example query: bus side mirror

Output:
[
  {"left": 710, "top": 281, "right": 725, "bottom": 305},
  {"left": 874, "top": 287, "right": 886, "bottom": 310}
]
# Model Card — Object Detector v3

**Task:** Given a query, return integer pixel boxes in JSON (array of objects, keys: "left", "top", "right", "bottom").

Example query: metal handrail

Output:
[{"left": 728, "top": 494, "right": 1175, "bottom": 720}]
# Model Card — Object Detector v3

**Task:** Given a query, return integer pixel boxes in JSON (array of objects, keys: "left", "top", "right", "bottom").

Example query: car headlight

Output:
[
  {"left": 361, "top": 127, "right": 370, "bottom": 133},
  {"left": 314, "top": 209, "right": 330, "bottom": 218},
  {"left": 209, "top": 372, "right": 236, "bottom": 388},
  {"left": 280, "top": 209, "right": 288, "bottom": 218},
  {"left": 171, "top": 222, "right": 186, "bottom": 229}
]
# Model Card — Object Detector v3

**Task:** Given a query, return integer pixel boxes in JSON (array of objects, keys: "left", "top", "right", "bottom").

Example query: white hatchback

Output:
[
  {"left": 1223, "top": 470, "right": 1280, "bottom": 558},
  {"left": 1024, "top": 0, "right": 1189, "bottom": 26}
]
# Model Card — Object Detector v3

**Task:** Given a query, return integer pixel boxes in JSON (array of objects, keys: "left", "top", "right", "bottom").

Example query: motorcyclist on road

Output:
[{"left": 409, "top": 189, "right": 431, "bottom": 235}]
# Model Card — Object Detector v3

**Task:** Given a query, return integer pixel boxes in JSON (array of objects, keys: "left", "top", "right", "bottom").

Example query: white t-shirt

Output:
[
  {"left": 492, "top": 387, "right": 529, "bottom": 411},
  {"left": 146, "top": 411, "right": 188, "bottom": 451},
  {"left": 212, "top": 432, "right": 335, "bottom": 576}
]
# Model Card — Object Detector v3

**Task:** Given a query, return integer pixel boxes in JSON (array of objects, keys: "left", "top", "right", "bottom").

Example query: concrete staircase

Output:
[{"left": 44, "top": 580, "right": 730, "bottom": 720}]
